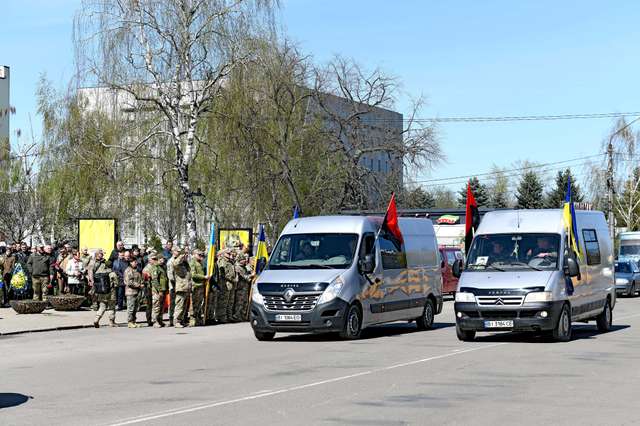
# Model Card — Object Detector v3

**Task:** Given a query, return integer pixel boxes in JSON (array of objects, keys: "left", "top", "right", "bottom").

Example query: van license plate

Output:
[
  {"left": 275, "top": 314, "right": 302, "bottom": 322},
  {"left": 484, "top": 320, "right": 513, "bottom": 328}
]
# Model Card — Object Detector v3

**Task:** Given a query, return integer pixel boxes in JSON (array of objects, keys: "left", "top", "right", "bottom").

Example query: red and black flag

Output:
[
  {"left": 382, "top": 192, "right": 404, "bottom": 246},
  {"left": 465, "top": 182, "right": 480, "bottom": 254}
]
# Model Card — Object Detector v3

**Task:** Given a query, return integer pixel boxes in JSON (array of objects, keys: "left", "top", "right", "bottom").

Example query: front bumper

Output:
[
  {"left": 250, "top": 298, "right": 349, "bottom": 334},
  {"left": 616, "top": 283, "right": 632, "bottom": 294},
  {"left": 455, "top": 301, "right": 565, "bottom": 332}
]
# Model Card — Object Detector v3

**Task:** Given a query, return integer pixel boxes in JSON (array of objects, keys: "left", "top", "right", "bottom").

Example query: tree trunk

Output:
[{"left": 177, "top": 164, "right": 197, "bottom": 249}]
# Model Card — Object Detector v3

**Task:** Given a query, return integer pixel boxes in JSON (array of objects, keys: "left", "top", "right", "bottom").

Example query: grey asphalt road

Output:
[{"left": 2, "top": 296, "right": 640, "bottom": 426}]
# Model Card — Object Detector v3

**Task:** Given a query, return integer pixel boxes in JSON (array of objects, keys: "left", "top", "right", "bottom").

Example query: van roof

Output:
[
  {"left": 477, "top": 209, "right": 602, "bottom": 235},
  {"left": 280, "top": 215, "right": 435, "bottom": 236},
  {"left": 619, "top": 232, "right": 640, "bottom": 240}
]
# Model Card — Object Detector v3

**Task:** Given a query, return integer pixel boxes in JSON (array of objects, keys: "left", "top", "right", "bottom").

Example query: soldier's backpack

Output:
[{"left": 94, "top": 273, "right": 111, "bottom": 294}]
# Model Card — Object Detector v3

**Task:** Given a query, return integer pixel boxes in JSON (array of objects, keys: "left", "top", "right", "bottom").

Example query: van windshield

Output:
[
  {"left": 466, "top": 233, "right": 561, "bottom": 272},
  {"left": 620, "top": 243, "right": 640, "bottom": 256},
  {"left": 268, "top": 233, "right": 358, "bottom": 270},
  {"left": 615, "top": 262, "right": 633, "bottom": 273}
]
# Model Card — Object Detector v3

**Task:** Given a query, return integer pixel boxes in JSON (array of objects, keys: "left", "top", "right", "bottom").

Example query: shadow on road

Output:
[
  {"left": 274, "top": 321, "right": 456, "bottom": 342},
  {"left": 0, "top": 393, "right": 32, "bottom": 409},
  {"left": 474, "top": 324, "right": 630, "bottom": 343}
]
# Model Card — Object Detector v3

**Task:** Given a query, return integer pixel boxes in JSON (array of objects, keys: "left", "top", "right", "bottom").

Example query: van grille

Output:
[
  {"left": 476, "top": 296, "right": 524, "bottom": 307},
  {"left": 263, "top": 293, "right": 321, "bottom": 312}
]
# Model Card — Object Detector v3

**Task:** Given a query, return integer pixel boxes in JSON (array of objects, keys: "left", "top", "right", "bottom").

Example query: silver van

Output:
[
  {"left": 249, "top": 215, "right": 443, "bottom": 340},
  {"left": 453, "top": 209, "right": 615, "bottom": 342},
  {"left": 618, "top": 231, "right": 640, "bottom": 261}
]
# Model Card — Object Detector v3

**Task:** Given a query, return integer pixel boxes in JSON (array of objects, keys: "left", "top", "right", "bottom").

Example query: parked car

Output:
[
  {"left": 615, "top": 260, "right": 640, "bottom": 297},
  {"left": 453, "top": 209, "right": 615, "bottom": 342},
  {"left": 439, "top": 246, "right": 464, "bottom": 295}
]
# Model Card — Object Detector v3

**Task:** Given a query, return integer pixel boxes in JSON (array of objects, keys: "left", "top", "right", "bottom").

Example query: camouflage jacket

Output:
[
  {"left": 217, "top": 249, "right": 238, "bottom": 283},
  {"left": 124, "top": 266, "right": 143, "bottom": 296},
  {"left": 235, "top": 252, "right": 253, "bottom": 282},
  {"left": 171, "top": 255, "right": 192, "bottom": 292},
  {"left": 189, "top": 258, "right": 206, "bottom": 288}
]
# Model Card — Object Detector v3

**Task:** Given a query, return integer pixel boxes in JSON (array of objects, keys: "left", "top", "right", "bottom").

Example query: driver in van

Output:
[
  {"left": 295, "top": 241, "right": 314, "bottom": 260},
  {"left": 490, "top": 240, "right": 510, "bottom": 264},
  {"left": 527, "top": 236, "right": 557, "bottom": 259}
]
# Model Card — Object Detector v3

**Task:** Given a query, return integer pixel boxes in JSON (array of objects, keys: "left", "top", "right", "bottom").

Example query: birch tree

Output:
[{"left": 74, "top": 0, "right": 274, "bottom": 247}]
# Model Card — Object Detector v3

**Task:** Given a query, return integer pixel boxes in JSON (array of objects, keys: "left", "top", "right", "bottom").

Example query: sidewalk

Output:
[{"left": 0, "top": 307, "right": 153, "bottom": 335}]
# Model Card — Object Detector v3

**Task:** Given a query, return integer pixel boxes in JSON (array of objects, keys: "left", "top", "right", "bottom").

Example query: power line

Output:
[
  {"left": 412, "top": 163, "right": 597, "bottom": 189},
  {"left": 367, "top": 111, "right": 640, "bottom": 123},
  {"left": 410, "top": 153, "right": 605, "bottom": 185}
]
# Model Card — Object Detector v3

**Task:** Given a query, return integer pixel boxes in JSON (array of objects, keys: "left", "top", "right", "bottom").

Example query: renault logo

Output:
[
  {"left": 283, "top": 288, "right": 295, "bottom": 302},
  {"left": 495, "top": 298, "right": 505, "bottom": 305}
]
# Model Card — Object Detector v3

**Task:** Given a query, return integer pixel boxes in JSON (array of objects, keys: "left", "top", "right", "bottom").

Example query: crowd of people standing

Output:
[{"left": 0, "top": 238, "right": 256, "bottom": 329}]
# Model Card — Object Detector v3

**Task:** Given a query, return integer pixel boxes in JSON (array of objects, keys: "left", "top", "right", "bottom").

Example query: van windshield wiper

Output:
[
  {"left": 508, "top": 261, "right": 543, "bottom": 271},
  {"left": 304, "top": 264, "right": 337, "bottom": 269},
  {"left": 484, "top": 264, "right": 506, "bottom": 272}
]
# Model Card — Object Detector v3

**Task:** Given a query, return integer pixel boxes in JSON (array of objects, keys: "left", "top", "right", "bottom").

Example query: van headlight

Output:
[
  {"left": 318, "top": 277, "right": 344, "bottom": 304},
  {"left": 616, "top": 278, "right": 630, "bottom": 285},
  {"left": 524, "top": 291, "right": 553, "bottom": 303},
  {"left": 455, "top": 292, "right": 475, "bottom": 303},
  {"left": 251, "top": 282, "right": 264, "bottom": 305}
]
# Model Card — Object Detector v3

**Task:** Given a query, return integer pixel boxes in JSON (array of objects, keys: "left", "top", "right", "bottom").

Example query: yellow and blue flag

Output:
[
  {"left": 563, "top": 176, "right": 582, "bottom": 260},
  {"left": 206, "top": 223, "right": 216, "bottom": 277},
  {"left": 254, "top": 224, "right": 269, "bottom": 275}
]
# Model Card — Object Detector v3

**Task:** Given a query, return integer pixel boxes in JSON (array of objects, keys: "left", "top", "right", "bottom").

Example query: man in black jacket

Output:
[{"left": 27, "top": 245, "right": 54, "bottom": 301}]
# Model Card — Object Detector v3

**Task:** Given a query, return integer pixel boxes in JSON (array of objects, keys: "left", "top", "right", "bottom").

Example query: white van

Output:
[
  {"left": 250, "top": 215, "right": 443, "bottom": 340},
  {"left": 618, "top": 231, "right": 640, "bottom": 261},
  {"left": 453, "top": 209, "right": 615, "bottom": 342}
]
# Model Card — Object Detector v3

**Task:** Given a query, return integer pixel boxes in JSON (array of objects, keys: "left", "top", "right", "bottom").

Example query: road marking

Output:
[{"left": 107, "top": 343, "right": 505, "bottom": 426}]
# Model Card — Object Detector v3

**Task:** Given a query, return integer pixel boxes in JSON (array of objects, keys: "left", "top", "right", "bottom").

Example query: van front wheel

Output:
[
  {"left": 254, "top": 330, "right": 275, "bottom": 341},
  {"left": 340, "top": 304, "right": 362, "bottom": 340},
  {"left": 596, "top": 299, "right": 612, "bottom": 332},
  {"left": 552, "top": 303, "right": 572, "bottom": 342},
  {"left": 416, "top": 299, "right": 435, "bottom": 330},
  {"left": 456, "top": 323, "right": 475, "bottom": 341}
]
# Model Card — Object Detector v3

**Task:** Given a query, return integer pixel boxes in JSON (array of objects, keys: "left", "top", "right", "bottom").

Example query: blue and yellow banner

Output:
[{"left": 563, "top": 176, "right": 583, "bottom": 260}]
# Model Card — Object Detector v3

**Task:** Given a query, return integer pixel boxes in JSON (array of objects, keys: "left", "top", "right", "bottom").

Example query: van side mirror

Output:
[
  {"left": 359, "top": 254, "right": 375, "bottom": 274},
  {"left": 452, "top": 259, "right": 464, "bottom": 278},
  {"left": 564, "top": 256, "right": 579, "bottom": 278}
]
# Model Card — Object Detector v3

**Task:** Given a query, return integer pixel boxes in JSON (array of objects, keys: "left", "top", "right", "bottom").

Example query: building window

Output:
[{"left": 378, "top": 159, "right": 381, "bottom": 172}]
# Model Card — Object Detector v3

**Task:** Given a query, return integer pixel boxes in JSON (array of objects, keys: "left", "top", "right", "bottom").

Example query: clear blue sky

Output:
[{"left": 3, "top": 0, "right": 640, "bottom": 192}]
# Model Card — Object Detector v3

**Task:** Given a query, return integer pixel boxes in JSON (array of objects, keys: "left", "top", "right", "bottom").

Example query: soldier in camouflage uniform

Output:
[
  {"left": 124, "top": 258, "right": 144, "bottom": 328},
  {"left": 143, "top": 253, "right": 167, "bottom": 327},
  {"left": 90, "top": 250, "right": 119, "bottom": 328},
  {"left": 172, "top": 249, "right": 192, "bottom": 328},
  {"left": 141, "top": 253, "right": 158, "bottom": 327},
  {"left": 188, "top": 249, "right": 209, "bottom": 326},
  {"left": 215, "top": 240, "right": 240, "bottom": 323},
  {"left": 231, "top": 243, "right": 253, "bottom": 322}
]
